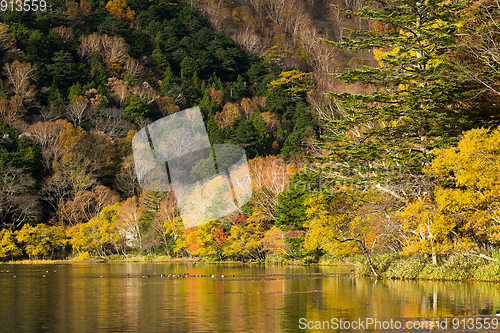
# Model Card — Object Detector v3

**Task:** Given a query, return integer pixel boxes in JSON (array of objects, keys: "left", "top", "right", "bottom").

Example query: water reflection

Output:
[{"left": 1, "top": 263, "right": 499, "bottom": 332}]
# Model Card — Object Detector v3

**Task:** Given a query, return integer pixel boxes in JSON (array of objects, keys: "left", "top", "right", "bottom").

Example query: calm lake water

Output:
[{"left": 1, "top": 263, "right": 500, "bottom": 332}]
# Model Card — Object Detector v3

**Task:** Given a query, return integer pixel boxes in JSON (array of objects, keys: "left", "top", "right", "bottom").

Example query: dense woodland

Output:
[{"left": 1, "top": 0, "right": 500, "bottom": 277}]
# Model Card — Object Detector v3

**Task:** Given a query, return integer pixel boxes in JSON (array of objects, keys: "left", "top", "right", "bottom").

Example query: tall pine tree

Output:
[{"left": 318, "top": 0, "right": 474, "bottom": 198}]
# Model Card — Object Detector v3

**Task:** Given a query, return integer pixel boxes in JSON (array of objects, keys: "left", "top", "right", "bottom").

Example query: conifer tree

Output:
[{"left": 319, "top": 0, "right": 473, "bottom": 196}]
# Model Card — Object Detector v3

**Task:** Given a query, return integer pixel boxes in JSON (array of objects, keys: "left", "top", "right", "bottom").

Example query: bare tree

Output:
[
  {"left": 56, "top": 185, "right": 119, "bottom": 226},
  {"left": 107, "top": 77, "right": 129, "bottom": 105},
  {"left": 135, "top": 117, "right": 152, "bottom": 130},
  {"left": 265, "top": 0, "right": 289, "bottom": 28},
  {"left": 78, "top": 32, "right": 102, "bottom": 59},
  {"left": 4, "top": 61, "right": 37, "bottom": 102},
  {"left": 248, "top": 156, "right": 294, "bottom": 219},
  {"left": 65, "top": 96, "right": 89, "bottom": 127},
  {"left": 232, "top": 28, "right": 266, "bottom": 54},
  {"left": 458, "top": 0, "right": 500, "bottom": 96},
  {"left": 124, "top": 57, "right": 143, "bottom": 81},
  {"left": 78, "top": 32, "right": 129, "bottom": 65},
  {"left": 131, "top": 84, "right": 160, "bottom": 104},
  {"left": 0, "top": 167, "right": 41, "bottom": 229},
  {"left": 114, "top": 155, "right": 140, "bottom": 198},
  {"left": 89, "top": 107, "right": 130, "bottom": 137},
  {"left": 117, "top": 196, "right": 143, "bottom": 248},
  {"left": 24, "top": 120, "right": 69, "bottom": 168},
  {"left": 101, "top": 35, "right": 128, "bottom": 63},
  {"left": 51, "top": 26, "right": 74, "bottom": 44}
]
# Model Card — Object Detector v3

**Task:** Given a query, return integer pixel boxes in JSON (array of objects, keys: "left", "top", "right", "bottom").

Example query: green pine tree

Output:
[
  {"left": 250, "top": 112, "right": 269, "bottom": 155},
  {"left": 160, "top": 67, "right": 176, "bottom": 94},
  {"left": 68, "top": 82, "right": 84, "bottom": 101},
  {"left": 318, "top": 0, "right": 472, "bottom": 195},
  {"left": 152, "top": 45, "right": 169, "bottom": 70}
]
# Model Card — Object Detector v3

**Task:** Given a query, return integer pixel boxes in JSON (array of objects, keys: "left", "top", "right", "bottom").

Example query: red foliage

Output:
[
  {"left": 232, "top": 214, "right": 248, "bottom": 224},
  {"left": 213, "top": 227, "right": 228, "bottom": 248}
]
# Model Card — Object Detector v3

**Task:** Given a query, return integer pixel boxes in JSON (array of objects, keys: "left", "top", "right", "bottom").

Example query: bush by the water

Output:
[{"left": 355, "top": 254, "right": 500, "bottom": 281}]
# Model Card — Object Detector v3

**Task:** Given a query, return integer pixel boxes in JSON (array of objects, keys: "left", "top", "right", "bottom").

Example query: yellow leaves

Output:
[
  {"left": 425, "top": 127, "right": 500, "bottom": 246},
  {"left": 15, "top": 224, "right": 67, "bottom": 258},
  {"left": 163, "top": 216, "right": 187, "bottom": 253},
  {"left": 260, "top": 44, "right": 291, "bottom": 63},
  {"left": 303, "top": 194, "right": 362, "bottom": 257},
  {"left": 106, "top": 0, "right": 135, "bottom": 24},
  {"left": 68, "top": 203, "right": 124, "bottom": 256},
  {"left": 398, "top": 126, "right": 500, "bottom": 255},
  {"left": 268, "top": 70, "right": 315, "bottom": 98},
  {"left": 0, "top": 229, "right": 22, "bottom": 258},
  {"left": 59, "top": 122, "right": 85, "bottom": 154},
  {"left": 373, "top": 47, "right": 399, "bottom": 67},
  {"left": 224, "top": 211, "right": 267, "bottom": 257},
  {"left": 261, "top": 226, "right": 289, "bottom": 255},
  {"left": 215, "top": 102, "right": 241, "bottom": 129},
  {"left": 77, "top": 251, "right": 91, "bottom": 261},
  {"left": 397, "top": 198, "right": 455, "bottom": 256},
  {"left": 0, "top": 23, "right": 14, "bottom": 51},
  {"left": 0, "top": 95, "right": 27, "bottom": 125},
  {"left": 427, "top": 127, "right": 500, "bottom": 192},
  {"left": 186, "top": 222, "right": 218, "bottom": 256}
]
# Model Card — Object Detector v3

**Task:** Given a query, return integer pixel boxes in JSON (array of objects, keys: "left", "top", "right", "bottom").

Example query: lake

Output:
[{"left": 1, "top": 263, "right": 500, "bottom": 332}]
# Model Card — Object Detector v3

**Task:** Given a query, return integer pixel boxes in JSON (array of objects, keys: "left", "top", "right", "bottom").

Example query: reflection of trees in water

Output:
[{"left": 354, "top": 279, "right": 500, "bottom": 318}]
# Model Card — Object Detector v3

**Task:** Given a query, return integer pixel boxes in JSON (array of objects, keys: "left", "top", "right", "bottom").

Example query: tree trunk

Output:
[{"left": 357, "top": 240, "right": 378, "bottom": 277}]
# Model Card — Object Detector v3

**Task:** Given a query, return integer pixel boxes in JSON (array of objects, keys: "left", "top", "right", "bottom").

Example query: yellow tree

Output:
[
  {"left": 185, "top": 221, "right": 219, "bottom": 256},
  {"left": 106, "top": 0, "right": 135, "bottom": 24},
  {"left": 423, "top": 126, "right": 500, "bottom": 259},
  {"left": 396, "top": 198, "right": 456, "bottom": 265},
  {"left": 224, "top": 211, "right": 268, "bottom": 262},
  {"left": 68, "top": 203, "right": 124, "bottom": 257},
  {"left": 163, "top": 216, "right": 187, "bottom": 255},
  {"left": 215, "top": 102, "right": 241, "bottom": 130},
  {"left": 268, "top": 69, "right": 315, "bottom": 99},
  {"left": 15, "top": 224, "right": 67, "bottom": 259},
  {"left": 261, "top": 226, "right": 290, "bottom": 255},
  {"left": 303, "top": 192, "right": 377, "bottom": 276},
  {"left": 0, "top": 229, "right": 22, "bottom": 259}
]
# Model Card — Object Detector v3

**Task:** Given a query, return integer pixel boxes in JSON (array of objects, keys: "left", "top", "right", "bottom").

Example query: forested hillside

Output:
[{"left": 1, "top": 0, "right": 500, "bottom": 279}]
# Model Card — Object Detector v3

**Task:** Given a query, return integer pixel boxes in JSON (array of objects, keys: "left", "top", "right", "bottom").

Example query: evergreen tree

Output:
[
  {"left": 266, "top": 86, "right": 290, "bottom": 116},
  {"left": 319, "top": 0, "right": 472, "bottom": 195},
  {"left": 160, "top": 67, "right": 176, "bottom": 94},
  {"left": 233, "top": 118, "right": 260, "bottom": 159},
  {"left": 250, "top": 112, "right": 269, "bottom": 155},
  {"left": 68, "top": 82, "right": 84, "bottom": 101},
  {"left": 230, "top": 74, "right": 246, "bottom": 101},
  {"left": 91, "top": 53, "right": 108, "bottom": 89},
  {"left": 152, "top": 45, "right": 169, "bottom": 70},
  {"left": 26, "top": 30, "right": 51, "bottom": 63},
  {"left": 48, "top": 83, "right": 66, "bottom": 115},
  {"left": 206, "top": 115, "right": 225, "bottom": 144}
]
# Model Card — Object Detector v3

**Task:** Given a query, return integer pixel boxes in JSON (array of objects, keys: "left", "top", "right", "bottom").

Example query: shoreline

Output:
[{"left": 3, "top": 253, "right": 500, "bottom": 283}]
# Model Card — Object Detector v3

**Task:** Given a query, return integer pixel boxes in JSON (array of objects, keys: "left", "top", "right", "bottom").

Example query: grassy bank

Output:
[{"left": 355, "top": 253, "right": 500, "bottom": 282}]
